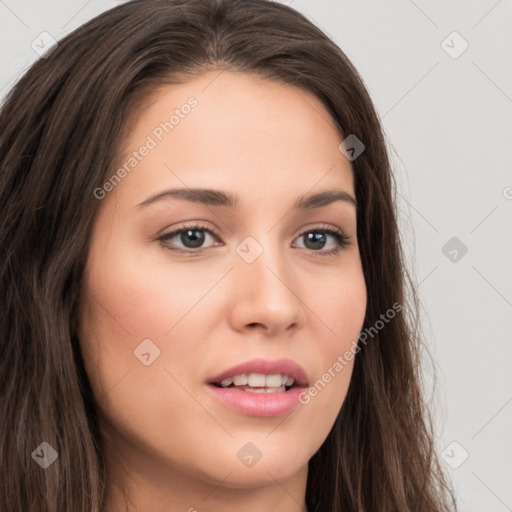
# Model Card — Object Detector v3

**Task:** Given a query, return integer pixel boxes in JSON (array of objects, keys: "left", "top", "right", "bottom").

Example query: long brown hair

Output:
[{"left": 0, "top": 1, "right": 457, "bottom": 510}]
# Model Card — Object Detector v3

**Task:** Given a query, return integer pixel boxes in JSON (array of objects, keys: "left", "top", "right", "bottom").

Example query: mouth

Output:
[
  {"left": 208, "top": 374, "right": 298, "bottom": 393},
  {"left": 205, "top": 358, "right": 309, "bottom": 417}
]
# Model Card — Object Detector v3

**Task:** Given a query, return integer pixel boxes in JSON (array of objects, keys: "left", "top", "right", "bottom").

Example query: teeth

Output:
[
  {"left": 218, "top": 373, "right": 296, "bottom": 388},
  {"left": 220, "top": 377, "right": 233, "bottom": 387},
  {"left": 248, "top": 373, "right": 266, "bottom": 387},
  {"left": 267, "top": 374, "right": 285, "bottom": 387},
  {"left": 233, "top": 375, "right": 248, "bottom": 386}
]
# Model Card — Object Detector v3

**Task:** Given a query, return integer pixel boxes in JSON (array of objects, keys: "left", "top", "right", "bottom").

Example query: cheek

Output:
[
  {"left": 82, "top": 240, "right": 217, "bottom": 340},
  {"left": 306, "top": 264, "right": 367, "bottom": 348},
  {"left": 77, "top": 247, "right": 215, "bottom": 450},
  {"left": 299, "top": 266, "right": 366, "bottom": 411},
  {"left": 77, "top": 238, "right": 227, "bottom": 403}
]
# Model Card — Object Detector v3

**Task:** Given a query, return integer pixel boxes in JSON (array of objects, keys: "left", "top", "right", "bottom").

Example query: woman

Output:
[{"left": 0, "top": 0, "right": 457, "bottom": 510}]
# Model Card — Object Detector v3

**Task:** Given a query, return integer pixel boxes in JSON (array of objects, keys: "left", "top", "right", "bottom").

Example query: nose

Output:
[{"left": 228, "top": 239, "right": 306, "bottom": 337}]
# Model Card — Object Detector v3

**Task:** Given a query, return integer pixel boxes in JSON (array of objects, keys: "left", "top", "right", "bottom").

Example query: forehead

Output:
[{"left": 110, "top": 70, "right": 354, "bottom": 209}]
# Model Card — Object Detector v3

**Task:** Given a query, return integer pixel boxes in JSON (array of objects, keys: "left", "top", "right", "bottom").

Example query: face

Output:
[{"left": 77, "top": 70, "right": 367, "bottom": 502}]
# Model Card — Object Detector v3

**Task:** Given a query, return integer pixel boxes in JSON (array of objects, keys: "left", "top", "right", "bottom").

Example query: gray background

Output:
[{"left": 1, "top": 1, "right": 511, "bottom": 510}]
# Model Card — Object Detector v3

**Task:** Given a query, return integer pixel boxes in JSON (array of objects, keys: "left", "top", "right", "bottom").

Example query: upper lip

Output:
[{"left": 207, "top": 358, "right": 309, "bottom": 387}]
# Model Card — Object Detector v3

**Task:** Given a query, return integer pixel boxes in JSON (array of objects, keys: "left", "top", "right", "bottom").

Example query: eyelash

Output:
[{"left": 158, "top": 222, "right": 351, "bottom": 257}]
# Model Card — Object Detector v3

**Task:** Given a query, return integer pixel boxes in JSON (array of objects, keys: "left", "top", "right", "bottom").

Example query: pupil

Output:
[
  {"left": 181, "top": 229, "right": 205, "bottom": 248},
  {"left": 305, "top": 231, "right": 326, "bottom": 250}
]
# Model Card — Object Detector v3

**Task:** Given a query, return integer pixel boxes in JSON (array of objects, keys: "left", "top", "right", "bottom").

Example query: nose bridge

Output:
[
  {"left": 231, "top": 232, "right": 304, "bottom": 332},
  {"left": 235, "top": 233, "right": 289, "bottom": 294}
]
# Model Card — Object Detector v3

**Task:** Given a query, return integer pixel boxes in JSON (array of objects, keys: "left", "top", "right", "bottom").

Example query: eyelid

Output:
[
  {"left": 157, "top": 221, "right": 351, "bottom": 253},
  {"left": 291, "top": 222, "right": 347, "bottom": 242},
  {"left": 156, "top": 221, "right": 221, "bottom": 253}
]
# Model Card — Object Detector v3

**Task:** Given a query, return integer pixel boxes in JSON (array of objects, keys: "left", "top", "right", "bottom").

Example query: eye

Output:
[
  {"left": 158, "top": 223, "right": 219, "bottom": 252},
  {"left": 158, "top": 222, "right": 351, "bottom": 256},
  {"left": 293, "top": 225, "right": 350, "bottom": 257}
]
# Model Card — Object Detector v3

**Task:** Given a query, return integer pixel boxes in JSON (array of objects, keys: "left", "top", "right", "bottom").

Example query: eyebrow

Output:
[{"left": 136, "top": 187, "right": 357, "bottom": 210}]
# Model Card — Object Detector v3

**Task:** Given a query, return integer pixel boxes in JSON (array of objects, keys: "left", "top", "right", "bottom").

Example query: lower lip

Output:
[{"left": 205, "top": 384, "right": 306, "bottom": 417}]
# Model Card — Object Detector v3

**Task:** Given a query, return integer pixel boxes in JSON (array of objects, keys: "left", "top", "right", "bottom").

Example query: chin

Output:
[
  {"left": 214, "top": 465, "right": 303, "bottom": 489},
  {"left": 187, "top": 444, "right": 308, "bottom": 489}
]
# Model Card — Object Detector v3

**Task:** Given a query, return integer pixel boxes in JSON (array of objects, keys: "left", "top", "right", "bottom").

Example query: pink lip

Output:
[
  {"left": 205, "top": 384, "right": 307, "bottom": 417},
  {"left": 205, "top": 357, "right": 309, "bottom": 418}
]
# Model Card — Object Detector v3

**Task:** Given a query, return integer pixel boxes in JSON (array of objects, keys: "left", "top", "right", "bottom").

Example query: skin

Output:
[{"left": 77, "top": 70, "right": 367, "bottom": 512}]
